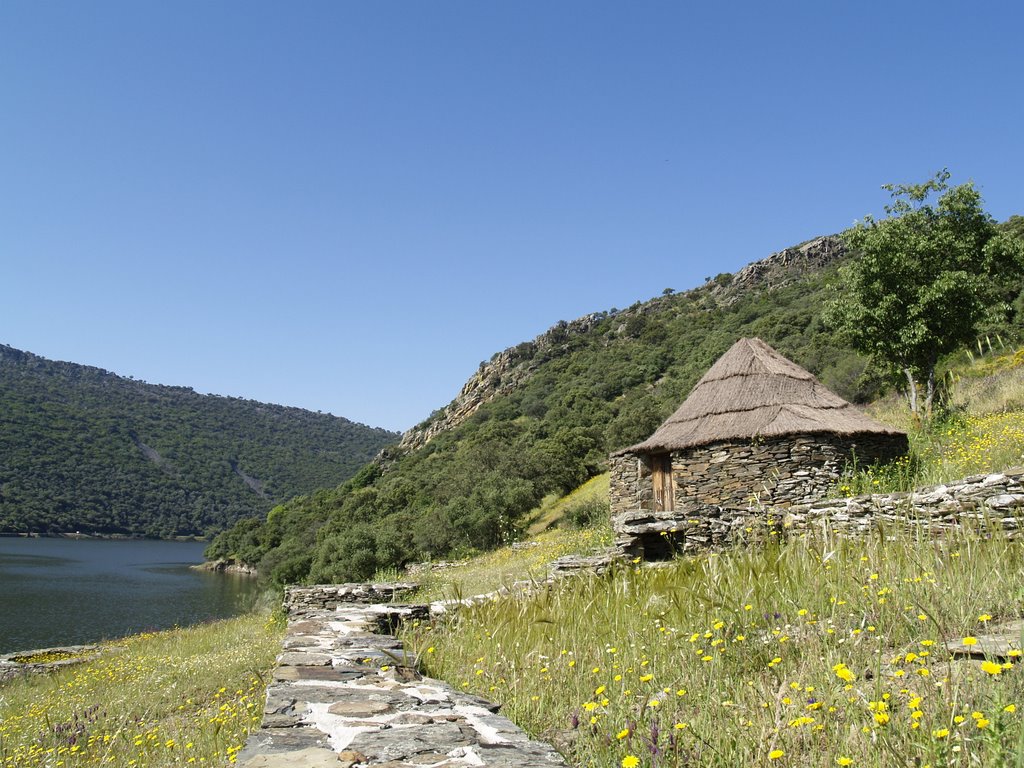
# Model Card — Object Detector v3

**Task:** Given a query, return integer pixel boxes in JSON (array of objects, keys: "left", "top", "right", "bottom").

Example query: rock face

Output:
[
  {"left": 239, "top": 585, "right": 568, "bottom": 768},
  {"left": 613, "top": 468, "right": 1024, "bottom": 560},
  {"left": 398, "top": 314, "right": 606, "bottom": 452},
  {"left": 713, "top": 235, "right": 845, "bottom": 302}
]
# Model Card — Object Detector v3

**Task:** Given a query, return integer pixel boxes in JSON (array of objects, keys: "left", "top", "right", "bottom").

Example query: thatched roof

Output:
[{"left": 623, "top": 338, "right": 904, "bottom": 454}]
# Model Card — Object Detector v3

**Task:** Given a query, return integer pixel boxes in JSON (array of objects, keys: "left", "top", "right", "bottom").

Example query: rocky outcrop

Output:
[
  {"left": 193, "top": 559, "right": 259, "bottom": 576},
  {"left": 0, "top": 645, "right": 104, "bottom": 683},
  {"left": 398, "top": 314, "right": 607, "bottom": 452},
  {"left": 399, "top": 236, "right": 849, "bottom": 453},
  {"left": 710, "top": 235, "right": 846, "bottom": 304}
]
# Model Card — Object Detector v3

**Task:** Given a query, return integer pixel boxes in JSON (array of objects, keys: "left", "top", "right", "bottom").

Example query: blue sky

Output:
[{"left": 2, "top": 2, "right": 1021, "bottom": 432}]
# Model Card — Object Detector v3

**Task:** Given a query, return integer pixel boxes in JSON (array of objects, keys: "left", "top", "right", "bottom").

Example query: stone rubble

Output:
[
  {"left": 0, "top": 644, "right": 105, "bottom": 683},
  {"left": 239, "top": 586, "right": 568, "bottom": 768}
]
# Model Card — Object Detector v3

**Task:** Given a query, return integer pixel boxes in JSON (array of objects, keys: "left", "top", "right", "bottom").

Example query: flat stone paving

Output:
[{"left": 238, "top": 602, "right": 567, "bottom": 768}]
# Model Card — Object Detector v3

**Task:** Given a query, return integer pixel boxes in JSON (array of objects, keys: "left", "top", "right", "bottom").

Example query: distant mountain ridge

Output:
[{"left": 0, "top": 345, "right": 398, "bottom": 537}]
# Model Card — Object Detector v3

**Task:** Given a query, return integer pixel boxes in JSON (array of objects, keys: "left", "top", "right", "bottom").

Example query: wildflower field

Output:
[
  {"left": 841, "top": 410, "right": 1024, "bottom": 496},
  {"left": 0, "top": 612, "right": 283, "bottom": 767},
  {"left": 407, "top": 530, "right": 1024, "bottom": 767}
]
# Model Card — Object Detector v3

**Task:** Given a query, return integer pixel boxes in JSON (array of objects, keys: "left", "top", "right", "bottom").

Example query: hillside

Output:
[
  {"left": 208, "top": 223, "right": 1024, "bottom": 583},
  {"left": 0, "top": 346, "right": 398, "bottom": 537}
]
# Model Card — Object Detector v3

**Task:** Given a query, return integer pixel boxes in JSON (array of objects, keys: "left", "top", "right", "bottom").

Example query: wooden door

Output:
[{"left": 652, "top": 454, "right": 675, "bottom": 512}]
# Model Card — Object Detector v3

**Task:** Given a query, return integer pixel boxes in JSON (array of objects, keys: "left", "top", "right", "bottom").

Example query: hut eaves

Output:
[{"left": 623, "top": 338, "right": 904, "bottom": 455}]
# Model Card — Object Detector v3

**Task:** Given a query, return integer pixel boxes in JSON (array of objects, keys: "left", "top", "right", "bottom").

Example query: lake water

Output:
[{"left": 0, "top": 538, "right": 262, "bottom": 654}]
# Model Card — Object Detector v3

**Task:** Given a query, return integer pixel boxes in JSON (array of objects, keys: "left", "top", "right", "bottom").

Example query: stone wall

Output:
[
  {"left": 614, "top": 468, "right": 1024, "bottom": 560},
  {"left": 608, "top": 453, "right": 652, "bottom": 515},
  {"left": 609, "top": 432, "right": 907, "bottom": 557},
  {"left": 670, "top": 433, "right": 906, "bottom": 509},
  {"left": 242, "top": 583, "right": 568, "bottom": 767},
  {"left": 284, "top": 583, "right": 420, "bottom": 615}
]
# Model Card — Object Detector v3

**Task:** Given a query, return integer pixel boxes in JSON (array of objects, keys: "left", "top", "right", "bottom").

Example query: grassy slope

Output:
[
  {"left": 0, "top": 612, "right": 284, "bottom": 768},
  {"left": 401, "top": 349, "right": 1024, "bottom": 768}
]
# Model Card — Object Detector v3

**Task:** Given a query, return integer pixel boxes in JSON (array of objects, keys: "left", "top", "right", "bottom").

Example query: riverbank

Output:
[
  {"left": 0, "top": 612, "right": 284, "bottom": 767},
  {"left": 191, "top": 558, "right": 259, "bottom": 576}
]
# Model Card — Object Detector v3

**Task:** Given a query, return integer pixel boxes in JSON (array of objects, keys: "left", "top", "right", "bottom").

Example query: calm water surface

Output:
[{"left": 0, "top": 538, "right": 261, "bottom": 654}]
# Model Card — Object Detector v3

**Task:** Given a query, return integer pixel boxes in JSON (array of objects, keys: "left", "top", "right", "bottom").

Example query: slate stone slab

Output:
[
  {"left": 273, "top": 665, "right": 369, "bottom": 682},
  {"left": 238, "top": 726, "right": 329, "bottom": 758},
  {"left": 347, "top": 722, "right": 476, "bottom": 761},
  {"left": 238, "top": 746, "right": 340, "bottom": 768},
  {"left": 946, "top": 620, "right": 1024, "bottom": 660}
]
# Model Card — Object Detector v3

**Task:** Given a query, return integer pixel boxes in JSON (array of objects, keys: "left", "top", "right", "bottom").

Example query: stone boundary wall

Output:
[
  {"left": 615, "top": 468, "right": 1024, "bottom": 559},
  {"left": 241, "top": 585, "right": 568, "bottom": 767},
  {"left": 284, "top": 583, "right": 420, "bottom": 614}
]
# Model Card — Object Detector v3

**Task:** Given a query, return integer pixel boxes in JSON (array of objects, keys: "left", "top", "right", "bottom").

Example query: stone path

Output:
[{"left": 238, "top": 590, "right": 568, "bottom": 768}]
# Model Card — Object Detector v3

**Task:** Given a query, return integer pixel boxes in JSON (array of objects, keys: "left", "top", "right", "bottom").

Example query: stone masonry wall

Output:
[
  {"left": 283, "top": 583, "right": 420, "bottom": 614},
  {"left": 608, "top": 453, "right": 651, "bottom": 516},
  {"left": 614, "top": 468, "right": 1024, "bottom": 560},
  {"left": 671, "top": 433, "right": 906, "bottom": 509},
  {"left": 609, "top": 433, "right": 907, "bottom": 521},
  {"left": 242, "top": 585, "right": 568, "bottom": 767}
]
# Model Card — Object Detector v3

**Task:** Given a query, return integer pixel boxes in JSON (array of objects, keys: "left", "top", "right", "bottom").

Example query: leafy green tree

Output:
[{"left": 825, "top": 171, "right": 1024, "bottom": 418}]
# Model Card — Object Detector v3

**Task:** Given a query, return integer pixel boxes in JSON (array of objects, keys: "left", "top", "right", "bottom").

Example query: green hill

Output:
[
  {"left": 208, "top": 224, "right": 1024, "bottom": 583},
  {"left": 0, "top": 346, "right": 398, "bottom": 537}
]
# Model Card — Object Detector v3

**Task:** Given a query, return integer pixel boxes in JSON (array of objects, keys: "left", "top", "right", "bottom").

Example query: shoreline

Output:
[{"left": 0, "top": 531, "right": 208, "bottom": 542}]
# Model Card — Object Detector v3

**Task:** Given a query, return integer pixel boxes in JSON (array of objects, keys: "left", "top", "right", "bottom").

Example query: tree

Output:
[{"left": 825, "top": 171, "right": 1023, "bottom": 419}]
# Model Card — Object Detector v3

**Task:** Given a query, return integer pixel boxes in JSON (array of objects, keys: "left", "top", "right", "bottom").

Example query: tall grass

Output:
[
  {"left": 411, "top": 522, "right": 614, "bottom": 603},
  {"left": 0, "top": 612, "right": 284, "bottom": 767},
  {"left": 406, "top": 530, "right": 1024, "bottom": 767},
  {"left": 840, "top": 409, "right": 1024, "bottom": 496}
]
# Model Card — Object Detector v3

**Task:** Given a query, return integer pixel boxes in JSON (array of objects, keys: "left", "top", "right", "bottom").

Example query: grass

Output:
[
  {"left": 405, "top": 530, "right": 1024, "bottom": 768},
  {"left": 0, "top": 612, "right": 284, "bottom": 767},
  {"left": 841, "top": 347, "right": 1024, "bottom": 496},
  {"left": 524, "top": 475, "right": 611, "bottom": 536},
  {"left": 411, "top": 521, "right": 614, "bottom": 603}
]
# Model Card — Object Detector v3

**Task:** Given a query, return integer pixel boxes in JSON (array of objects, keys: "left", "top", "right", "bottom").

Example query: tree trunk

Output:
[
  {"left": 903, "top": 367, "right": 919, "bottom": 418},
  {"left": 923, "top": 363, "right": 937, "bottom": 420}
]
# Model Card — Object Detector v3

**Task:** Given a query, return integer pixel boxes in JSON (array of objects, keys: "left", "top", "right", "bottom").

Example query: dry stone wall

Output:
[
  {"left": 670, "top": 434, "right": 906, "bottom": 509},
  {"left": 614, "top": 468, "right": 1024, "bottom": 560},
  {"left": 284, "top": 583, "right": 420, "bottom": 614},
  {"left": 241, "top": 585, "right": 568, "bottom": 768},
  {"left": 612, "top": 434, "right": 908, "bottom": 516}
]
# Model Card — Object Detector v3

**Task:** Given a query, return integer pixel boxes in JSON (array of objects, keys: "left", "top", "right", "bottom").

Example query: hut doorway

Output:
[{"left": 652, "top": 453, "right": 674, "bottom": 512}]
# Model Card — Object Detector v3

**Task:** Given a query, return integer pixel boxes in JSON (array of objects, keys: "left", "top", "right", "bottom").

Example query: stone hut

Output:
[{"left": 610, "top": 338, "right": 908, "bottom": 559}]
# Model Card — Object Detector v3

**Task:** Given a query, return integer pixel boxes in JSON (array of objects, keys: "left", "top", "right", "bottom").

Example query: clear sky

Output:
[{"left": 2, "top": 2, "right": 1021, "bottom": 433}]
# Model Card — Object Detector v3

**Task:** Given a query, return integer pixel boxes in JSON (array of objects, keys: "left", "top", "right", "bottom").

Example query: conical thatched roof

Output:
[{"left": 624, "top": 338, "right": 904, "bottom": 454}]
